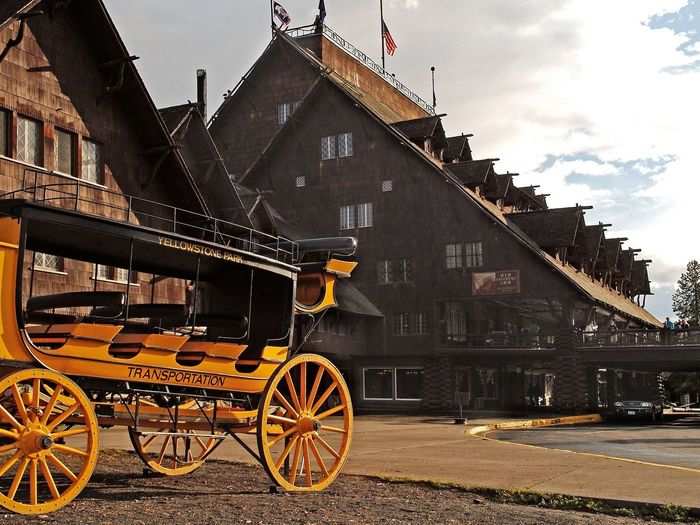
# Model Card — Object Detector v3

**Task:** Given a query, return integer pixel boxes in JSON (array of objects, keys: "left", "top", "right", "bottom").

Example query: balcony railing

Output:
[
  {"left": 440, "top": 332, "right": 558, "bottom": 349},
  {"left": 286, "top": 23, "right": 436, "bottom": 117},
  {"left": 578, "top": 329, "right": 700, "bottom": 347}
]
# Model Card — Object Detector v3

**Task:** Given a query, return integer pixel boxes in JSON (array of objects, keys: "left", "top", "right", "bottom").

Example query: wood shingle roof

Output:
[{"left": 507, "top": 208, "right": 584, "bottom": 250}]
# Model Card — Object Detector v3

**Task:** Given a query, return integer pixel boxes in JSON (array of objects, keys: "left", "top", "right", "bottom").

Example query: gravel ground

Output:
[{"left": 0, "top": 450, "right": 687, "bottom": 525}]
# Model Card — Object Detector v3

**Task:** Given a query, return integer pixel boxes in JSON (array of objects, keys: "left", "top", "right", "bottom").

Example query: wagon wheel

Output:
[
  {"left": 128, "top": 427, "right": 224, "bottom": 476},
  {"left": 257, "top": 354, "right": 353, "bottom": 492},
  {"left": 0, "top": 368, "right": 99, "bottom": 515}
]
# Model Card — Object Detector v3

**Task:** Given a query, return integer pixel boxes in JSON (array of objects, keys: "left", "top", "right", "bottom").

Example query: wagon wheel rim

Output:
[
  {"left": 128, "top": 427, "right": 222, "bottom": 476},
  {"left": 0, "top": 369, "right": 99, "bottom": 515},
  {"left": 257, "top": 354, "right": 353, "bottom": 492}
]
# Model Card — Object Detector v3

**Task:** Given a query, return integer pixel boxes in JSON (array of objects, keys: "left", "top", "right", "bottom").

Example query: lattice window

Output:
[
  {"left": 445, "top": 243, "right": 462, "bottom": 269},
  {"left": 81, "top": 139, "right": 102, "bottom": 184},
  {"left": 0, "top": 110, "right": 8, "bottom": 157},
  {"left": 356, "top": 202, "right": 373, "bottom": 228},
  {"left": 295, "top": 176, "right": 306, "bottom": 188},
  {"left": 321, "top": 135, "right": 336, "bottom": 160},
  {"left": 464, "top": 241, "right": 483, "bottom": 268},
  {"left": 339, "top": 205, "right": 355, "bottom": 230},
  {"left": 444, "top": 301, "right": 467, "bottom": 342},
  {"left": 377, "top": 260, "right": 392, "bottom": 284},
  {"left": 17, "top": 116, "right": 42, "bottom": 166},
  {"left": 381, "top": 180, "right": 393, "bottom": 192},
  {"left": 34, "top": 252, "right": 63, "bottom": 272},
  {"left": 392, "top": 313, "right": 410, "bottom": 336},
  {"left": 277, "top": 102, "right": 296, "bottom": 126},
  {"left": 54, "top": 129, "right": 75, "bottom": 176},
  {"left": 397, "top": 258, "right": 412, "bottom": 282},
  {"left": 414, "top": 313, "right": 429, "bottom": 335},
  {"left": 338, "top": 132, "right": 353, "bottom": 158}
]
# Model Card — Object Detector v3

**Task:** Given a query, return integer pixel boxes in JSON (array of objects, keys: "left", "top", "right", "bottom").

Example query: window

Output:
[
  {"left": 295, "top": 176, "right": 306, "bottom": 188},
  {"left": 465, "top": 241, "right": 483, "bottom": 268},
  {"left": 444, "top": 301, "right": 467, "bottom": 343},
  {"left": 393, "top": 313, "right": 410, "bottom": 336},
  {"left": 277, "top": 102, "right": 299, "bottom": 126},
  {"left": 81, "top": 139, "right": 102, "bottom": 184},
  {"left": 445, "top": 243, "right": 462, "bottom": 269},
  {"left": 397, "top": 258, "right": 412, "bottom": 283},
  {"left": 16, "top": 116, "right": 43, "bottom": 166},
  {"left": 363, "top": 368, "right": 394, "bottom": 400},
  {"left": 0, "top": 109, "right": 8, "bottom": 157},
  {"left": 338, "top": 132, "right": 353, "bottom": 158},
  {"left": 340, "top": 203, "right": 373, "bottom": 230},
  {"left": 396, "top": 368, "right": 424, "bottom": 400},
  {"left": 95, "top": 265, "right": 136, "bottom": 284},
  {"left": 34, "top": 252, "right": 64, "bottom": 272},
  {"left": 377, "top": 260, "right": 392, "bottom": 285},
  {"left": 414, "top": 312, "right": 429, "bottom": 335},
  {"left": 363, "top": 367, "right": 423, "bottom": 401},
  {"left": 54, "top": 129, "right": 75, "bottom": 176},
  {"left": 381, "top": 180, "right": 393, "bottom": 192},
  {"left": 339, "top": 205, "right": 355, "bottom": 230},
  {"left": 321, "top": 135, "right": 336, "bottom": 160}
]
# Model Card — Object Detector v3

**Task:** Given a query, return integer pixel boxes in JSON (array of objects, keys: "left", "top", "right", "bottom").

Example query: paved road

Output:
[{"left": 494, "top": 416, "right": 700, "bottom": 469}]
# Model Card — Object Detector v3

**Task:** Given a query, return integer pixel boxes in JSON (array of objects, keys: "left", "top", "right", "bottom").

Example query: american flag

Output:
[{"left": 382, "top": 20, "right": 397, "bottom": 56}]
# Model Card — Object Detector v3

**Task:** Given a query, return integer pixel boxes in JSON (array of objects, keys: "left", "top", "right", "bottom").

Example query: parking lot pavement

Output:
[{"left": 493, "top": 416, "right": 700, "bottom": 469}]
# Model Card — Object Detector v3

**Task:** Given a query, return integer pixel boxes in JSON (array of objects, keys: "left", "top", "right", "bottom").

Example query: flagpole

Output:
[
  {"left": 270, "top": 0, "right": 274, "bottom": 37},
  {"left": 380, "top": 0, "right": 385, "bottom": 69}
]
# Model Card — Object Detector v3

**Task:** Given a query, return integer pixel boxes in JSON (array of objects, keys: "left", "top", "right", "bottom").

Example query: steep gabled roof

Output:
[
  {"left": 393, "top": 115, "right": 442, "bottom": 140},
  {"left": 0, "top": 1, "right": 37, "bottom": 28},
  {"left": 507, "top": 208, "right": 584, "bottom": 250},
  {"left": 242, "top": 30, "right": 661, "bottom": 327},
  {"left": 446, "top": 159, "right": 494, "bottom": 188},
  {"left": 445, "top": 134, "right": 473, "bottom": 162},
  {"left": 582, "top": 224, "right": 605, "bottom": 269},
  {"left": 631, "top": 260, "right": 652, "bottom": 296},
  {"left": 159, "top": 103, "right": 250, "bottom": 227}
]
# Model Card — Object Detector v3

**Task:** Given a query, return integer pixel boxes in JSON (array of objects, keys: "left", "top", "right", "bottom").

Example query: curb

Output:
[{"left": 467, "top": 414, "right": 603, "bottom": 437}]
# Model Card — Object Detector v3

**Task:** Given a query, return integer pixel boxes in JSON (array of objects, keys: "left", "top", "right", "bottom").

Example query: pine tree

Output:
[{"left": 672, "top": 260, "right": 700, "bottom": 326}]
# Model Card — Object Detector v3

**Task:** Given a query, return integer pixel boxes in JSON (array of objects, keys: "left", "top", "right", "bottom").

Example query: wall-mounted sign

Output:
[{"left": 472, "top": 270, "right": 520, "bottom": 296}]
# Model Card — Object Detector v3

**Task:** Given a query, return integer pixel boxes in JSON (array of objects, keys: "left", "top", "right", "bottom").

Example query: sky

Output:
[{"left": 104, "top": 0, "right": 700, "bottom": 320}]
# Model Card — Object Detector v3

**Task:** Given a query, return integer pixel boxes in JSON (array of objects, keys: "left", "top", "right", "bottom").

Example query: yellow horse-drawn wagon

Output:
[{"left": 0, "top": 182, "right": 356, "bottom": 514}]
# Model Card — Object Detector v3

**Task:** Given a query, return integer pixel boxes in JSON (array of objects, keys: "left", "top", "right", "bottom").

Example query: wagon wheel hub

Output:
[
  {"left": 298, "top": 416, "right": 321, "bottom": 435},
  {"left": 16, "top": 427, "right": 52, "bottom": 457}
]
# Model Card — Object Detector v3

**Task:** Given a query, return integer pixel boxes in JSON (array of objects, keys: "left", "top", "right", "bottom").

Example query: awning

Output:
[{"left": 334, "top": 279, "right": 384, "bottom": 318}]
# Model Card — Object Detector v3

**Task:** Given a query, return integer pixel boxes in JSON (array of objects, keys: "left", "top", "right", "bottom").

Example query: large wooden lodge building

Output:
[
  {"left": 0, "top": 2, "right": 660, "bottom": 412},
  {"left": 207, "top": 25, "right": 660, "bottom": 412}
]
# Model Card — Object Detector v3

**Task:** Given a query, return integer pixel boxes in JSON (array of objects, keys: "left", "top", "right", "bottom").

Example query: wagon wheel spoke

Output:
[
  {"left": 284, "top": 372, "right": 302, "bottom": 413},
  {"left": 29, "top": 458, "right": 38, "bottom": 505},
  {"left": 316, "top": 434, "right": 340, "bottom": 460},
  {"left": 273, "top": 391, "right": 298, "bottom": 420},
  {"left": 46, "top": 453, "right": 78, "bottom": 482},
  {"left": 268, "top": 425, "right": 299, "bottom": 448},
  {"left": 39, "top": 458, "right": 61, "bottom": 500},
  {"left": 299, "top": 362, "right": 307, "bottom": 412},
  {"left": 157, "top": 436, "right": 170, "bottom": 465},
  {"left": 288, "top": 439, "right": 302, "bottom": 486},
  {"left": 7, "top": 456, "right": 29, "bottom": 500},
  {"left": 307, "top": 367, "right": 324, "bottom": 412},
  {"left": 47, "top": 402, "right": 80, "bottom": 432},
  {"left": 310, "top": 380, "right": 338, "bottom": 415},
  {"left": 315, "top": 404, "right": 345, "bottom": 421},
  {"left": 308, "top": 437, "right": 329, "bottom": 477},
  {"left": 53, "top": 443, "right": 90, "bottom": 458},
  {"left": 274, "top": 435, "right": 299, "bottom": 472},
  {"left": 0, "top": 450, "right": 21, "bottom": 477},
  {"left": 0, "top": 404, "right": 23, "bottom": 432},
  {"left": 10, "top": 384, "right": 29, "bottom": 425},
  {"left": 31, "top": 379, "right": 41, "bottom": 411},
  {"left": 320, "top": 424, "right": 348, "bottom": 434},
  {"left": 194, "top": 435, "right": 208, "bottom": 452},
  {"left": 40, "top": 385, "right": 63, "bottom": 426},
  {"left": 52, "top": 427, "right": 88, "bottom": 440},
  {"left": 302, "top": 438, "right": 312, "bottom": 487},
  {"left": 268, "top": 414, "right": 296, "bottom": 426}
]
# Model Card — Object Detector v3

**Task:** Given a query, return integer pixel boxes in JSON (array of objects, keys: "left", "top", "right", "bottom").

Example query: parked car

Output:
[{"left": 613, "top": 400, "right": 664, "bottom": 422}]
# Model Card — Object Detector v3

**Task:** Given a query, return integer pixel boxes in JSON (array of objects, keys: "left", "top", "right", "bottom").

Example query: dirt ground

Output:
[{"left": 0, "top": 451, "right": 688, "bottom": 525}]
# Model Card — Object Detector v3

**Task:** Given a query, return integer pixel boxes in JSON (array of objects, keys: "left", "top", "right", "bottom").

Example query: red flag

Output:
[{"left": 382, "top": 20, "right": 397, "bottom": 56}]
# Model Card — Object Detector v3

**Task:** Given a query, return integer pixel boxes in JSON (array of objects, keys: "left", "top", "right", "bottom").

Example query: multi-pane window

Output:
[
  {"left": 277, "top": 101, "right": 299, "bottom": 126},
  {"left": 95, "top": 265, "right": 135, "bottom": 283},
  {"left": 377, "top": 260, "right": 392, "bottom": 284},
  {"left": 464, "top": 241, "right": 484, "bottom": 268},
  {"left": 340, "top": 203, "right": 373, "bottom": 230},
  {"left": 338, "top": 132, "right": 353, "bottom": 158},
  {"left": 295, "top": 176, "right": 306, "bottom": 188},
  {"left": 0, "top": 110, "right": 8, "bottom": 157},
  {"left": 34, "top": 252, "right": 63, "bottom": 272},
  {"left": 381, "top": 180, "right": 393, "bottom": 192},
  {"left": 321, "top": 132, "right": 353, "bottom": 160},
  {"left": 339, "top": 205, "right": 355, "bottom": 230},
  {"left": 321, "top": 135, "right": 336, "bottom": 160},
  {"left": 16, "top": 116, "right": 43, "bottom": 166},
  {"left": 81, "top": 139, "right": 102, "bottom": 184},
  {"left": 54, "top": 129, "right": 75, "bottom": 176},
  {"left": 414, "top": 312, "right": 429, "bottom": 335},
  {"left": 363, "top": 368, "right": 423, "bottom": 401},
  {"left": 443, "top": 301, "right": 468, "bottom": 343},
  {"left": 393, "top": 313, "right": 410, "bottom": 336},
  {"left": 446, "top": 242, "right": 483, "bottom": 269},
  {"left": 397, "top": 258, "right": 412, "bottom": 283},
  {"left": 445, "top": 243, "right": 462, "bottom": 269},
  {"left": 357, "top": 202, "right": 373, "bottom": 228}
]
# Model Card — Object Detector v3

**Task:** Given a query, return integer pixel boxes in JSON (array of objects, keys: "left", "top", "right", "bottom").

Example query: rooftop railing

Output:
[
  {"left": 1, "top": 168, "right": 298, "bottom": 264},
  {"left": 286, "top": 23, "right": 436, "bottom": 117}
]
